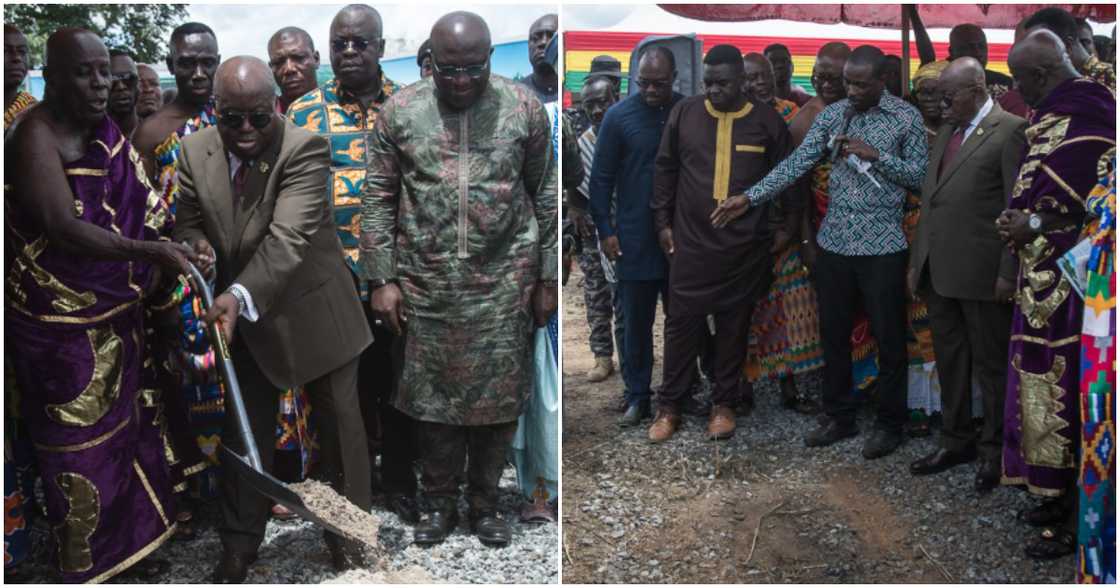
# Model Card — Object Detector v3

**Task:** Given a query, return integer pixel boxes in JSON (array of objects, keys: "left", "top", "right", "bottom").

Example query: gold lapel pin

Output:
[{"left": 976, "top": 128, "right": 985, "bottom": 136}]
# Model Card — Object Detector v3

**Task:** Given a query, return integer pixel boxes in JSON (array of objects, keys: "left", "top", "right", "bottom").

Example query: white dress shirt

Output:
[{"left": 959, "top": 96, "right": 994, "bottom": 143}]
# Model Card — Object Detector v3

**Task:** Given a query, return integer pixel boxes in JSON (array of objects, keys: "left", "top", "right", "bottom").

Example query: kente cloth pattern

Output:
[
  {"left": 276, "top": 387, "right": 316, "bottom": 478},
  {"left": 286, "top": 76, "right": 398, "bottom": 301},
  {"left": 4, "top": 91, "right": 36, "bottom": 130},
  {"left": 1082, "top": 55, "right": 1116, "bottom": 95},
  {"left": 1002, "top": 77, "right": 1115, "bottom": 497},
  {"left": 1077, "top": 148, "right": 1115, "bottom": 584},
  {"left": 5, "top": 117, "right": 177, "bottom": 583},
  {"left": 745, "top": 98, "right": 823, "bottom": 381},
  {"left": 360, "top": 76, "right": 557, "bottom": 426}
]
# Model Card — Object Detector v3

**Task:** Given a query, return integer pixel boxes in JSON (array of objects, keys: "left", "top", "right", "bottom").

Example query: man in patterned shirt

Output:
[
  {"left": 1025, "top": 7, "right": 1116, "bottom": 93},
  {"left": 286, "top": 3, "right": 417, "bottom": 525},
  {"left": 725, "top": 45, "right": 929, "bottom": 459},
  {"left": 4, "top": 24, "right": 35, "bottom": 130},
  {"left": 360, "top": 11, "right": 556, "bottom": 547}
]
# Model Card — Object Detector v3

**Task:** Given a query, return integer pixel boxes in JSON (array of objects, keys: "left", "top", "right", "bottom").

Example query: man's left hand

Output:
[
  {"left": 532, "top": 280, "right": 558, "bottom": 328},
  {"left": 204, "top": 292, "right": 239, "bottom": 346},
  {"left": 711, "top": 195, "right": 750, "bottom": 228},
  {"left": 839, "top": 136, "right": 879, "bottom": 162},
  {"left": 996, "top": 209, "right": 1033, "bottom": 248}
]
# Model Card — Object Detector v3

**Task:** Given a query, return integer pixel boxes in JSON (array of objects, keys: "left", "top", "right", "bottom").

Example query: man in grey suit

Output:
[
  {"left": 907, "top": 57, "right": 1026, "bottom": 492},
  {"left": 173, "top": 56, "right": 372, "bottom": 582}
]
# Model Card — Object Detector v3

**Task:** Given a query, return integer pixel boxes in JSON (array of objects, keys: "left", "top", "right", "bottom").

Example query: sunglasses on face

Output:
[
  {"left": 110, "top": 72, "right": 138, "bottom": 85},
  {"left": 635, "top": 78, "right": 672, "bottom": 90},
  {"left": 218, "top": 111, "right": 273, "bottom": 129},
  {"left": 431, "top": 59, "right": 489, "bottom": 80},
  {"left": 331, "top": 38, "right": 374, "bottom": 53}
]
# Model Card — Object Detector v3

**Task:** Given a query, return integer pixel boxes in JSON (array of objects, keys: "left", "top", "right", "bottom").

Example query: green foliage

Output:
[{"left": 4, "top": 4, "right": 189, "bottom": 68}]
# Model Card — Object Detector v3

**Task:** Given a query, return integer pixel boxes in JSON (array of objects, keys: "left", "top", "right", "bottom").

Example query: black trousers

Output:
[
  {"left": 815, "top": 249, "right": 908, "bottom": 432},
  {"left": 925, "top": 287, "right": 1012, "bottom": 459},
  {"left": 416, "top": 420, "right": 518, "bottom": 513},
  {"left": 658, "top": 301, "right": 756, "bottom": 412},
  {"left": 357, "top": 303, "right": 417, "bottom": 497},
  {"left": 219, "top": 339, "right": 371, "bottom": 554},
  {"left": 617, "top": 279, "right": 668, "bottom": 406}
]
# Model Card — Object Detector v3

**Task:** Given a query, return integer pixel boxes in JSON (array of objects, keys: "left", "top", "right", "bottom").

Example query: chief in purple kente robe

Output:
[
  {"left": 6, "top": 112, "right": 180, "bottom": 582},
  {"left": 1001, "top": 76, "right": 1116, "bottom": 497}
]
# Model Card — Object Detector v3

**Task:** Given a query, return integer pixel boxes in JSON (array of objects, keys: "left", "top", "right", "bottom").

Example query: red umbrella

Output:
[{"left": 658, "top": 4, "right": 1116, "bottom": 96}]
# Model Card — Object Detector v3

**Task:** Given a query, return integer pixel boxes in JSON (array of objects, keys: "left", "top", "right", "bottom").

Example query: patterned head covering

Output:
[{"left": 912, "top": 59, "right": 950, "bottom": 91}]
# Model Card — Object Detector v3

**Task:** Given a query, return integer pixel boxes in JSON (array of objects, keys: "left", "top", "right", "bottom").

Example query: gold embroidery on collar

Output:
[{"left": 705, "top": 99, "right": 754, "bottom": 204}]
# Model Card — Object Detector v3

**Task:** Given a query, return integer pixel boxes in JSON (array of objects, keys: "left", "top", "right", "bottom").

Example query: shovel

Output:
[{"left": 185, "top": 262, "right": 351, "bottom": 539}]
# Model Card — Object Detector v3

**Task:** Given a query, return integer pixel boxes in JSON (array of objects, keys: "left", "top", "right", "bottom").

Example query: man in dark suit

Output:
[
  {"left": 173, "top": 56, "right": 372, "bottom": 582},
  {"left": 907, "top": 57, "right": 1026, "bottom": 492}
]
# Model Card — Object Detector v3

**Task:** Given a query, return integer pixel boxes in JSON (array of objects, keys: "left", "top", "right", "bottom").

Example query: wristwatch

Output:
[
  {"left": 369, "top": 278, "right": 396, "bottom": 291},
  {"left": 1028, "top": 213, "right": 1042, "bottom": 232}
]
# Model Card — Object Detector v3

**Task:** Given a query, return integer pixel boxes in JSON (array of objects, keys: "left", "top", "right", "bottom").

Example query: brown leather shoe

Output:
[
  {"left": 648, "top": 410, "right": 681, "bottom": 443},
  {"left": 707, "top": 405, "right": 737, "bottom": 440}
]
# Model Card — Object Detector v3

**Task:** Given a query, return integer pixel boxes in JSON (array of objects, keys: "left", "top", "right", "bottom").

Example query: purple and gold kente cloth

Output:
[
  {"left": 1001, "top": 77, "right": 1116, "bottom": 497},
  {"left": 5, "top": 116, "right": 177, "bottom": 583}
]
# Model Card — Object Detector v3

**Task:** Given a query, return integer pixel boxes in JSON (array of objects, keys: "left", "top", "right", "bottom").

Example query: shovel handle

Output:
[{"left": 185, "top": 263, "right": 263, "bottom": 472}]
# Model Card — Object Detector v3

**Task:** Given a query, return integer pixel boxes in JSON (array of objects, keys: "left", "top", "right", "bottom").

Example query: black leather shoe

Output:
[
  {"left": 470, "top": 510, "right": 513, "bottom": 547},
  {"left": 210, "top": 551, "right": 257, "bottom": 584},
  {"left": 618, "top": 399, "right": 651, "bottom": 427},
  {"left": 804, "top": 419, "right": 858, "bottom": 447},
  {"left": 388, "top": 493, "right": 421, "bottom": 525},
  {"left": 909, "top": 447, "right": 977, "bottom": 475},
  {"left": 413, "top": 509, "right": 459, "bottom": 545},
  {"left": 862, "top": 429, "right": 904, "bottom": 459},
  {"left": 975, "top": 457, "right": 1000, "bottom": 493}
]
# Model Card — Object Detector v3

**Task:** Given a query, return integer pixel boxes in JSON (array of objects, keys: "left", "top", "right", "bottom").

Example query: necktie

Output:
[
  {"left": 233, "top": 161, "right": 249, "bottom": 206},
  {"left": 938, "top": 128, "right": 965, "bottom": 180}
]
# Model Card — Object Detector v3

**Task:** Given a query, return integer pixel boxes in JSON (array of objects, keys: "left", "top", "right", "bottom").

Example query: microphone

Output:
[{"left": 829, "top": 107, "right": 856, "bottom": 162}]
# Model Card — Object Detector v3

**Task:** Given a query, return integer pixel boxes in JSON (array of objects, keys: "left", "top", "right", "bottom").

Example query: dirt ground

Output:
[{"left": 560, "top": 266, "right": 1075, "bottom": 584}]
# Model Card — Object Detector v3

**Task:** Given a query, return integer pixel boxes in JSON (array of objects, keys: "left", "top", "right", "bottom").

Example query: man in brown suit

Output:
[
  {"left": 173, "top": 56, "right": 372, "bottom": 583},
  {"left": 907, "top": 57, "right": 1026, "bottom": 492}
]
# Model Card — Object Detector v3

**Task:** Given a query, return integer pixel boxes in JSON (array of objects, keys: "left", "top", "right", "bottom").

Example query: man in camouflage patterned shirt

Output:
[{"left": 359, "top": 11, "right": 557, "bottom": 548}]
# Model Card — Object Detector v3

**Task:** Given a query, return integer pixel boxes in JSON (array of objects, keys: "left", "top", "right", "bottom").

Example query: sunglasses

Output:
[
  {"left": 218, "top": 111, "right": 273, "bottom": 129},
  {"left": 331, "top": 38, "right": 374, "bottom": 53},
  {"left": 111, "top": 72, "right": 138, "bottom": 85},
  {"left": 635, "top": 78, "right": 672, "bottom": 90},
  {"left": 431, "top": 59, "right": 489, "bottom": 80}
]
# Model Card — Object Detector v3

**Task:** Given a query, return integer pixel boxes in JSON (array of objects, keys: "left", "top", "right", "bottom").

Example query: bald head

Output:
[
  {"left": 214, "top": 56, "right": 276, "bottom": 103},
  {"left": 431, "top": 11, "right": 492, "bottom": 55},
  {"left": 331, "top": 4, "right": 382, "bottom": 38},
  {"left": 269, "top": 26, "right": 314, "bottom": 52},
  {"left": 46, "top": 27, "right": 106, "bottom": 70},
  {"left": 941, "top": 56, "right": 985, "bottom": 88},
  {"left": 43, "top": 28, "right": 111, "bottom": 126},
  {"left": 1008, "top": 29, "right": 1080, "bottom": 108}
]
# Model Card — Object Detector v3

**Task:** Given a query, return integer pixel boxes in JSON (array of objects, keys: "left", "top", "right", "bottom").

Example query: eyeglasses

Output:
[
  {"left": 110, "top": 72, "right": 138, "bottom": 85},
  {"left": 431, "top": 59, "right": 489, "bottom": 80},
  {"left": 218, "top": 111, "right": 273, "bottom": 129},
  {"left": 331, "top": 38, "right": 373, "bottom": 53},
  {"left": 635, "top": 78, "right": 672, "bottom": 90}
]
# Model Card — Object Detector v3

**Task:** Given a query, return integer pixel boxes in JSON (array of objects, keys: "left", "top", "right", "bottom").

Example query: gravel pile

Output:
[{"left": 16, "top": 466, "right": 558, "bottom": 584}]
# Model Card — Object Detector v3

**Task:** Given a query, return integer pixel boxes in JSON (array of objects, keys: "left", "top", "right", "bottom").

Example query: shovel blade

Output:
[{"left": 220, "top": 446, "right": 351, "bottom": 539}]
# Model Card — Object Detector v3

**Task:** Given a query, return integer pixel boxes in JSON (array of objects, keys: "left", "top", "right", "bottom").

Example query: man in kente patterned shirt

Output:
[
  {"left": 360, "top": 11, "right": 557, "bottom": 548},
  {"left": 733, "top": 45, "right": 929, "bottom": 460},
  {"left": 286, "top": 3, "right": 418, "bottom": 524}
]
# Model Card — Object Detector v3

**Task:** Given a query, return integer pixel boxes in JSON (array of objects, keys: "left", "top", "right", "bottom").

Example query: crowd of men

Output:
[
  {"left": 5, "top": 5, "right": 557, "bottom": 583},
  {"left": 563, "top": 6, "right": 1114, "bottom": 578}
]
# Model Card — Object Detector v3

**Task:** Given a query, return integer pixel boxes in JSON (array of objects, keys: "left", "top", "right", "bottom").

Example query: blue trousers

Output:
[{"left": 617, "top": 279, "right": 667, "bottom": 406}]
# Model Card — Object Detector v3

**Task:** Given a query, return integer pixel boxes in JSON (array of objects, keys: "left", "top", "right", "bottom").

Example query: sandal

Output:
[
  {"left": 1025, "top": 527, "right": 1075, "bottom": 560},
  {"left": 1017, "top": 499, "right": 1068, "bottom": 527}
]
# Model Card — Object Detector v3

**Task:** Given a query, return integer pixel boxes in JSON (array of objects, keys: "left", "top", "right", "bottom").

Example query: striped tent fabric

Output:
[{"left": 563, "top": 31, "right": 1014, "bottom": 107}]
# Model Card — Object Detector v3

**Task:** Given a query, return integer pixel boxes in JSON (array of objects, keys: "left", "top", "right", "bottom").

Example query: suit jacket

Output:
[
  {"left": 173, "top": 120, "right": 372, "bottom": 390},
  {"left": 910, "top": 102, "right": 1027, "bottom": 301}
]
